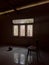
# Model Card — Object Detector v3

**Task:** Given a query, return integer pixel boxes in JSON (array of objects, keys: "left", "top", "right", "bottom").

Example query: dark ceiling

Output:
[{"left": 0, "top": 0, "right": 44, "bottom": 12}]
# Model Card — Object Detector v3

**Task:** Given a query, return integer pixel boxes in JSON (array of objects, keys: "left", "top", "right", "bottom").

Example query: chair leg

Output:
[
  {"left": 29, "top": 50, "right": 32, "bottom": 63},
  {"left": 25, "top": 49, "right": 29, "bottom": 65}
]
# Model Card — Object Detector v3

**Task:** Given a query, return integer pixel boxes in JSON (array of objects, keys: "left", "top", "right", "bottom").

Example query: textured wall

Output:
[{"left": 0, "top": 3, "right": 49, "bottom": 50}]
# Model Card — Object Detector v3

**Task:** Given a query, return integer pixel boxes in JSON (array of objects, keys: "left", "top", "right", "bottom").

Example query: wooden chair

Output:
[{"left": 25, "top": 40, "right": 40, "bottom": 65}]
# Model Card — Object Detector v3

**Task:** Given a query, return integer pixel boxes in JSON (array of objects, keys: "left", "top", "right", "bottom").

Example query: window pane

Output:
[
  {"left": 27, "top": 25, "right": 33, "bottom": 36},
  {"left": 20, "top": 25, "right": 25, "bottom": 36},
  {"left": 13, "top": 25, "right": 18, "bottom": 36},
  {"left": 12, "top": 19, "right": 34, "bottom": 24}
]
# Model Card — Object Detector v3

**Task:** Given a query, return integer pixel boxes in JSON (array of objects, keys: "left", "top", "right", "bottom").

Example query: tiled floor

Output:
[{"left": 0, "top": 46, "right": 49, "bottom": 65}]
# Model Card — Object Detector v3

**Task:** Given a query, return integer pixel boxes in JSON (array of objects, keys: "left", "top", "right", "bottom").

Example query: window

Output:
[
  {"left": 27, "top": 25, "right": 33, "bottom": 36},
  {"left": 20, "top": 25, "right": 25, "bottom": 36},
  {"left": 13, "top": 25, "right": 18, "bottom": 36},
  {"left": 12, "top": 19, "right": 34, "bottom": 37}
]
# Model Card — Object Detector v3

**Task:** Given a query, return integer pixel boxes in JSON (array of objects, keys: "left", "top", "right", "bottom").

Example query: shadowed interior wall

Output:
[
  {"left": 0, "top": 3, "right": 49, "bottom": 50},
  {"left": 0, "top": 12, "right": 33, "bottom": 47}
]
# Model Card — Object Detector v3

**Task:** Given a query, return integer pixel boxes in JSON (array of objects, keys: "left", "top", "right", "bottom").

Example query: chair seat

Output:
[
  {"left": 25, "top": 44, "right": 39, "bottom": 65},
  {"left": 28, "top": 46, "right": 37, "bottom": 51}
]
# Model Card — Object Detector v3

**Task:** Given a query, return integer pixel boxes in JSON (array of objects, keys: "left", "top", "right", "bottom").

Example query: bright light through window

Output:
[
  {"left": 12, "top": 18, "right": 34, "bottom": 37},
  {"left": 20, "top": 25, "right": 25, "bottom": 36},
  {"left": 12, "top": 19, "right": 34, "bottom": 24},
  {"left": 27, "top": 25, "right": 33, "bottom": 36},
  {"left": 13, "top": 25, "right": 18, "bottom": 36}
]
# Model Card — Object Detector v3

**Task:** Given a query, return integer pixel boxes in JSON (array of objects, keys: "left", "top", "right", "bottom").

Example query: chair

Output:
[{"left": 25, "top": 40, "right": 40, "bottom": 65}]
